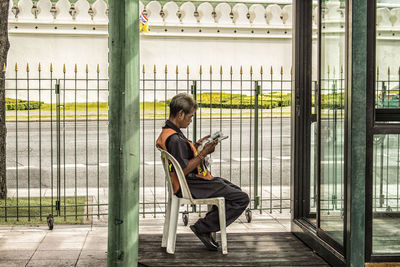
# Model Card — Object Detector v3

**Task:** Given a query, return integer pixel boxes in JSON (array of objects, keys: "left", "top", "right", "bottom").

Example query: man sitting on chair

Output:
[{"left": 156, "top": 93, "right": 250, "bottom": 251}]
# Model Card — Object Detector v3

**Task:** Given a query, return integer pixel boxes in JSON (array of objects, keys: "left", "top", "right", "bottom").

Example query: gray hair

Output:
[{"left": 169, "top": 93, "right": 198, "bottom": 117}]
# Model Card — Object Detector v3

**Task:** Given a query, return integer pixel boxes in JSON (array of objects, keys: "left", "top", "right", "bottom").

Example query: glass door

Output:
[
  {"left": 292, "top": 0, "right": 347, "bottom": 264},
  {"left": 317, "top": 0, "right": 346, "bottom": 250}
]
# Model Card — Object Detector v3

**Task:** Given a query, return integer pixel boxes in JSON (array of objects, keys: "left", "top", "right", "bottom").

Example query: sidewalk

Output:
[
  {"left": 0, "top": 212, "right": 290, "bottom": 267},
  {"left": 5, "top": 186, "right": 292, "bottom": 224}
]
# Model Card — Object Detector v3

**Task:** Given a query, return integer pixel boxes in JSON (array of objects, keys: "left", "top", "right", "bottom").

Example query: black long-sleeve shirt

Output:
[{"left": 163, "top": 120, "right": 196, "bottom": 176}]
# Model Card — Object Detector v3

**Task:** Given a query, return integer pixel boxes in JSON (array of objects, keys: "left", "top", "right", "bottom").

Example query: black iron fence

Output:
[{"left": 0, "top": 64, "right": 398, "bottom": 226}]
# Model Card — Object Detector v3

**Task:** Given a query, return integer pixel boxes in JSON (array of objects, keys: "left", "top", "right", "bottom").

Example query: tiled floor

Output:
[{"left": 0, "top": 211, "right": 292, "bottom": 266}]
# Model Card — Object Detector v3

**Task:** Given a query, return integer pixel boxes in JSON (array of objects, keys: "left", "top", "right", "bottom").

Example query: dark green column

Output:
[
  {"left": 108, "top": 0, "right": 140, "bottom": 266},
  {"left": 346, "top": 0, "right": 367, "bottom": 266}
]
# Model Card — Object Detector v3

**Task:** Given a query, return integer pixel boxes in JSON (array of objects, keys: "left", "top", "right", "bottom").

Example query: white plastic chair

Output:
[{"left": 158, "top": 148, "right": 228, "bottom": 254}]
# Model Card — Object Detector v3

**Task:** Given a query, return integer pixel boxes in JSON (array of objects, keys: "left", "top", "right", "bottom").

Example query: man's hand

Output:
[
  {"left": 199, "top": 140, "right": 217, "bottom": 156},
  {"left": 195, "top": 135, "right": 211, "bottom": 148}
]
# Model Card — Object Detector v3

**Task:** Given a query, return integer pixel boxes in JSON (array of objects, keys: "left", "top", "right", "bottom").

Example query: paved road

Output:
[
  {"left": 5, "top": 118, "right": 291, "bottom": 189},
  {"left": 5, "top": 118, "right": 398, "bottom": 190}
]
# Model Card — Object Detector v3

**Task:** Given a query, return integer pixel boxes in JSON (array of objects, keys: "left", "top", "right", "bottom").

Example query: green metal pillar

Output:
[
  {"left": 108, "top": 0, "right": 140, "bottom": 266},
  {"left": 346, "top": 0, "right": 367, "bottom": 266}
]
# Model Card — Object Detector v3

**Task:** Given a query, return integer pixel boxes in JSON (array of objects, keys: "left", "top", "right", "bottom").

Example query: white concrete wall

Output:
[{"left": 5, "top": 0, "right": 400, "bottom": 102}]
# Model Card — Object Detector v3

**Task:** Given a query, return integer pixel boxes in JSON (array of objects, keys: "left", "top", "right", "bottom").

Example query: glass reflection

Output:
[
  {"left": 309, "top": 0, "right": 319, "bottom": 221},
  {"left": 373, "top": 135, "right": 400, "bottom": 254},
  {"left": 319, "top": 0, "right": 345, "bottom": 245},
  {"left": 376, "top": 0, "right": 400, "bottom": 110}
]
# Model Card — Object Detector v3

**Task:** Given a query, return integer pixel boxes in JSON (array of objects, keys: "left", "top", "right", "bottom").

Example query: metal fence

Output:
[
  {"left": 0, "top": 64, "right": 293, "bottom": 225},
  {"left": 1, "top": 64, "right": 398, "bottom": 226},
  {"left": 139, "top": 65, "right": 293, "bottom": 219}
]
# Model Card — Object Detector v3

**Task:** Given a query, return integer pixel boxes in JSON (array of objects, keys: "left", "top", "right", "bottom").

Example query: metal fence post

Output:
[
  {"left": 55, "top": 80, "right": 61, "bottom": 216},
  {"left": 254, "top": 81, "right": 260, "bottom": 209},
  {"left": 192, "top": 80, "right": 197, "bottom": 143}
]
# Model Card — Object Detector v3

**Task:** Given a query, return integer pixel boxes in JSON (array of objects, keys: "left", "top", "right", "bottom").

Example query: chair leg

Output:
[
  {"left": 166, "top": 197, "right": 180, "bottom": 254},
  {"left": 218, "top": 199, "right": 228, "bottom": 254},
  {"left": 207, "top": 204, "right": 216, "bottom": 241},
  {"left": 161, "top": 196, "right": 172, "bottom": 248}
]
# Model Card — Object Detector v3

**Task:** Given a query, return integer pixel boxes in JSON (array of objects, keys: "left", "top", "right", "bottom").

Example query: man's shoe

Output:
[
  {"left": 210, "top": 233, "right": 219, "bottom": 248},
  {"left": 190, "top": 225, "right": 218, "bottom": 251}
]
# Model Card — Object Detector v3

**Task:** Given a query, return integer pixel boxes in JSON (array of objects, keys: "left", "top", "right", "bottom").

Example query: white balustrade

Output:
[
  {"left": 198, "top": 2, "right": 214, "bottom": 25},
  {"left": 92, "top": 0, "right": 108, "bottom": 23},
  {"left": 392, "top": 8, "right": 400, "bottom": 27},
  {"left": 324, "top": 1, "right": 341, "bottom": 20},
  {"left": 56, "top": 0, "right": 72, "bottom": 21},
  {"left": 215, "top": 3, "right": 233, "bottom": 25},
  {"left": 180, "top": 2, "right": 197, "bottom": 24},
  {"left": 163, "top": 1, "right": 180, "bottom": 24},
  {"left": 249, "top": 4, "right": 266, "bottom": 26},
  {"left": 146, "top": 1, "right": 163, "bottom": 24},
  {"left": 75, "top": 0, "right": 91, "bottom": 22},
  {"left": 266, "top": 4, "right": 282, "bottom": 25},
  {"left": 6, "top": 0, "right": 400, "bottom": 37},
  {"left": 313, "top": 6, "right": 318, "bottom": 26},
  {"left": 282, "top": 5, "right": 291, "bottom": 25},
  {"left": 232, "top": 3, "right": 249, "bottom": 25},
  {"left": 8, "top": 0, "right": 15, "bottom": 20},
  {"left": 17, "top": 0, "right": 34, "bottom": 21},
  {"left": 37, "top": 0, "right": 53, "bottom": 21},
  {"left": 139, "top": 1, "right": 144, "bottom": 14},
  {"left": 377, "top": 7, "right": 392, "bottom": 27}
]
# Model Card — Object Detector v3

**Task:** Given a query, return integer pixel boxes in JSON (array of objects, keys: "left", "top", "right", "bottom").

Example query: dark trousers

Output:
[{"left": 179, "top": 176, "right": 250, "bottom": 234}]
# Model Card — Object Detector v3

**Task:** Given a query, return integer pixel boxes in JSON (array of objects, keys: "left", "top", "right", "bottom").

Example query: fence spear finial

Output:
[
  {"left": 165, "top": 64, "right": 168, "bottom": 74},
  {"left": 250, "top": 66, "right": 253, "bottom": 74},
  {"left": 333, "top": 66, "right": 336, "bottom": 76},
  {"left": 341, "top": 65, "right": 343, "bottom": 74},
  {"left": 2, "top": 63, "right": 6, "bottom": 73},
  {"left": 290, "top": 66, "right": 293, "bottom": 75},
  {"left": 187, "top": 65, "right": 189, "bottom": 74},
  {"left": 86, "top": 64, "right": 88, "bottom": 73},
  {"left": 176, "top": 65, "right": 178, "bottom": 74},
  {"left": 270, "top": 66, "right": 273, "bottom": 75},
  {"left": 63, "top": 64, "right": 66, "bottom": 73},
  {"left": 327, "top": 65, "right": 330, "bottom": 74},
  {"left": 210, "top": 65, "right": 212, "bottom": 74},
  {"left": 388, "top": 66, "right": 390, "bottom": 76},
  {"left": 200, "top": 65, "right": 202, "bottom": 75},
  {"left": 220, "top": 65, "right": 223, "bottom": 75},
  {"left": 260, "top": 66, "right": 263, "bottom": 75},
  {"left": 230, "top": 66, "right": 233, "bottom": 75},
  {"left": 398, "top": 66, "right": 400, "bottom": 75},
  {"left": 15, "top": 63, "right": 18, "bottom": 72},
  {"left": 38, "top": 62, "right": 41, "bottom": 72},
  {"left": 74, "top": 64, "right": 77, "bottom": 73},
  {"left": 154, "top": 64, "right": 156, "bottom": 73},
  {"left": 280, "top": 66, "right": 283, "bottom": 75},
  {"left": 240, "top": 65, "right": 243, "bottom": 74},
  {"left": 50, "top": 63, "right": 53, "bottom": 73},
  {"left": 97, "top": 64, "right": 100, "bottom": 73},
  {"left": 26, "top": 63, "right": 30, "bottom": 72},
  {"left": 377, "top": 66, "right": 379, "bottom": 75},
  {"left": 142, "top": 64, "right": 145, "bottom": 73}
]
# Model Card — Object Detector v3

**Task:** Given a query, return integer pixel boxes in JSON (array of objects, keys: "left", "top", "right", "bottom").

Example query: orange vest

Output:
[{"left": 156, "top": 128, "right": 213, "bottom": 193}]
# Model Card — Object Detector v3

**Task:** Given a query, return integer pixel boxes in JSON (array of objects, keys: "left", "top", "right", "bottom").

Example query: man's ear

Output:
[{"left": 178, "top": 110, "right": 185, "bottom": 119}]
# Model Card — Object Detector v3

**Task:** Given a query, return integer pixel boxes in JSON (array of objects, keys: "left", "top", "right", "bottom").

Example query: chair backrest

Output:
[{"left": 158, "top": 148, "right": 194, "bottom": 202}]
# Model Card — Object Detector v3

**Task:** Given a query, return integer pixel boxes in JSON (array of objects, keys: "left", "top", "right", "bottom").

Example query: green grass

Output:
[
  {"left": 141, "top": 101, "right": 168, "bottom": 111},
  {"left": 40, "top": 102, "right": 110, "bottom": 112},
  {"left": 0, "top": 197, "right": 87, "bottom": 225}
]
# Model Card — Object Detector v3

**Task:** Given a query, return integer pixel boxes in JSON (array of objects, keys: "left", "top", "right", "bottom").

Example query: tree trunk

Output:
[{"left": 0, "top": 0, "right": 10, "bottom": 199}]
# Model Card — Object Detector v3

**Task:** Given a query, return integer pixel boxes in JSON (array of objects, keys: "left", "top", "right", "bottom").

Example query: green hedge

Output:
[
  {"left": 195, "top": 92, "right": 291, "bottom": 109},
  {"left": 5, "top": 98, "right": 43, "bottom": 111},
  {"left": 318, "top": 93, "right": 345, "bottom": 109}
]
